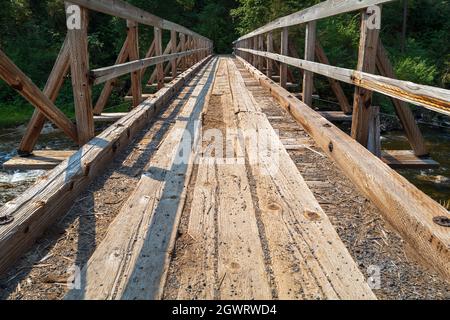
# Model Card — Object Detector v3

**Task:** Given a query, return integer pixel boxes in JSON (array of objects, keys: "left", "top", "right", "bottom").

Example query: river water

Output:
[{"left": 0, "top": 124, "right": 449, "bottom": 208}]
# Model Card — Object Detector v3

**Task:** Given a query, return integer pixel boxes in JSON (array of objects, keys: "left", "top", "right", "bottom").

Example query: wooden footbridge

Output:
[{"left": 0, "top": 0, "right": 449, "bottom": 300}]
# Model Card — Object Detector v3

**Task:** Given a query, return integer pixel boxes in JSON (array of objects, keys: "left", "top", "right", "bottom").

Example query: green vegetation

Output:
[{"left": 0, "top": 0, "right": 448, "bottom": 128}]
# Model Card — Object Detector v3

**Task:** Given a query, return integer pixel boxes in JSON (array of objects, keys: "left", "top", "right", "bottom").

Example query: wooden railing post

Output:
[
  {"left": 180, "top": 33, "right": 186, "bottom": 70},
  {"left": 280, "top": 27, "right": 289, "bottom": 88},
  {"left": 302, "top": 21, "right": 316, "bottom": 106},
  {"left": 171, "top": 30, "right": 178, "bottom": 79},
  {"left": 154, "top": 27, "right": 164, "bottom": 90},
  {"left": 266, "top": 32, "right": 273, "bottom": 77},
  {"left": 252, "top": 37, "right": 258, "bottom": 67},
  {"left": 258, "top": 35, "right": 264, "bottom": 71},
  {"left": 66, "top": 3, "right": 94, "bottom": 145},
  {"left": 127, "top": 20, "right": 142, "bottom": 108},
  {"left": 351, "top": 5, "right": 381, "bottom": 155}
]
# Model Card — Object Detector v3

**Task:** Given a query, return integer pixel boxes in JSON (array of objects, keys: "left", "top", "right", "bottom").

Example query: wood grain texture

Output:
[
  {"left": 302, "top": 21, "right": 316, "bottom": 106},
  {"left": 351, "top": 7, "right": 381, "bottom": 150},
  {"left": 0, "top": 55, "right": 213, "bottom": 277},
  {"left": 67, "top": 5, "right": 94, "bottom": 145},
  {"left": 65, "top": 57, "right": 217, "bottom": 300},
  {"left": 236, "top": 55, "right": 450, "bottom": 280},
  {"left": 127, "top": 20, "right": 142, "bottom": 108},
  {"left": 234, "top": 48, "right": 450, "bottom": 116}
]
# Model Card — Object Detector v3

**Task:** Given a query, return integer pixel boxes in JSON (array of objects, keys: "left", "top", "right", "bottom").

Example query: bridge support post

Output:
[
  {"left": 351, "top": 5, "right": 381, "bottom": 156},
  {"left": 66, "top": 4, "right": 94, "bottom": 146},
  {"left": 266, "top": 33, "right": 274, "bottom": 78},
  {"left": 127, "top": 20, "right": 142, "bottom": 108},
  {"left": 154, "top": 27, "right": 164, "bottom": 90},
  {"left": 171, "top": 30, "right": 178, "bottom": 79},
  {"left": 302, "top": 21, "right": 316, "bottom": 106},
  {"left": 280, "top": 27, "right": 289, "bottom": 88}
]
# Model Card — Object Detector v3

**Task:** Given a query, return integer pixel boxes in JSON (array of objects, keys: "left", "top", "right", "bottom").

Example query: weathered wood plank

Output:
[
  {"left": 319, "top": 111, "right": 353, "bottom": 122},
  {"left": 303, "top": 21, "right": 316, "bottom": 106},
  {"left": 236, "top": 55, "right": 450, "bottom": 280},
  {"left": 127, "top": 20, "right": 142, "bottom": 108},
  {"left": 0, "top": 55, "right": 212, "bottom": 276},
  {"left": 91, "top": 48, "right": 207, "bottom": 85},
  {"left": 65, "top": 57, "right": 217, "bottom": 300},
  {"left": 280, "top": 28, "right": 288, "bottom": 88},
  {"left": 351, "top": 6, "right": 381, "bottom": 152},
  {"left": 229, "top": 58, "right": 375, "bottom": 299},
  {"left": 3, "top": 151, "right": 77, "bottom": 171},
  {"left": 68, "top": 0, "right": 210, "bottom": 42},
  {"left": 177, "top": 58, "right": 272, "bottom": 300},
  {"left": 234, "top": 48, "right": 450, "bottom": 116}
]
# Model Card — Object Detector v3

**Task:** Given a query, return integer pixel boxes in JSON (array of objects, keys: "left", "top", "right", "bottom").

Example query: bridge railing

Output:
[
  {"left": 232, "top": 0, "right": 450, "bottom": 157},
  {"left": 232, "top": 0, "right": 450, "bottom": 280},
  {"left": 0, "top": 0, "right": 213, "bottom": 154}
]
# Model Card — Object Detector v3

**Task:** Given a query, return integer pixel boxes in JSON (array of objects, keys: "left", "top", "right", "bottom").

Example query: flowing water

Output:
[
  {"left": 0, "top": 123, "right": 449, "bottom": 208},
  {"left": 382, "top": 125, "right": 450, "bottom": 208}
]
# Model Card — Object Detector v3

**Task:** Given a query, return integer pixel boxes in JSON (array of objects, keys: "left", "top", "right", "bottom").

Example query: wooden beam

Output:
[
  {"left": 315, "top": 41, "right": 352, "bottom": 114},
  {"left": 303, "top": 21, "right": 316, "bottom": 106},
  {"left": 127, "top": 20, "right": 142, "bottom": 108},
  {"left": 236, "top": 0, "right": 395, "bottom": 41},
  {"left": 236, "top": 55, "right": 450, "bottom": 281},
  {"left": 91, "top": 48, "right": 206, "bottom": 85},
  {"left": 65, "top": 57, "right": 216, "bottom": 300},
  {"left": 382, "top": 150, "right": 439, "bottom": 169},
  {"left": 67, "top": 5, "right": 94, "bottom": 145},
  {"left": 68, "top": 0, "right": 210, "bottom": 42},
  {"left": 258, "top": 35, "right": 264, "bottom": 71},
  {"left": 280, "top": 27, "right": 288, "bottom": 88},
  {"left": 319, "top": 111, "right": 353, "bottom": 122},
  {"left": 0, "top": 55, "right": 213, "bottom": 277},
  {"left": 171, "top": 30, "right": 178, "bottom": 79},
  {"left": 180, "top": 33, "right": 186, "bottom": 70},
  {"left": 93, "top": 36, "right": 131, "bottom": 115},
  {"left": 154, "top": 27, "right": 164, "bottom": 90},
  {"left": 0, "top": 50, "right": 78, "bottom": 143},
  {"left": 18, "top": 37, "right": 72, "bottom": 155},
  {"left": 351, "top": 6, "right": 381, "bottom": 153},
  {"left": 147, "top": 39, "right": 173, "bottom": 86},
  {"left": 3, "top": 150, "right": 76, "bottom": 171},
  {"left": 266, "top": 32, "right": 273, "bottom": 77},
  {"left": 233, "top": 49, "right": 450, "bottom": 116},
  {"left": 376, "top": 41, "right": 428, "bottom": 156}
]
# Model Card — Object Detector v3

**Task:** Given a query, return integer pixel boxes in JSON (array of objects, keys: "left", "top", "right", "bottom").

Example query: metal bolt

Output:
[{"left": 433, "top": 216, "right": 450, "bottom": 227}]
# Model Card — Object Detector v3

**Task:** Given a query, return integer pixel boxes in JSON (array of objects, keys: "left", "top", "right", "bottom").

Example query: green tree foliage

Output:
[{"left": 0, "top": 0, "right": 448, "bottom": 127}]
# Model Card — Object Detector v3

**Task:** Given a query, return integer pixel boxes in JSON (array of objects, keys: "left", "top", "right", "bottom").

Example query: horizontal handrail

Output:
[
  {"left": 69, "top": 0, "right": 212, "bottom": 43},
  {"left": 235, "top": 48, "right": 450, "bottom": 116},
  {"left": 91, "top": 48, "right": 212, "bottom": 84},
  {"left": 234, "top": 0, "right": 394, "bottom": 43}
]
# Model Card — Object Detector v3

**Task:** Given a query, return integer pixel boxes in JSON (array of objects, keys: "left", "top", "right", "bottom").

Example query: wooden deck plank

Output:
[
  {"left": 3, "top": 151, "right": 77, "bottom": 170},
  {"left": 176, "top": 58, "right": 272, "bottom": 299},
  {"left": 65, "top": 57, "right": 218, "bottom": 300},
  {"left": 0, "top": 56, "right": 213, "bottom": 276},
  {"left": 236, "top": 55, "right": 450, "bottom": 280},
  {"left": 230, "top": 59, "right": 375, "bottom": 299},
  {"left": 93, "top": 113, "right": 129, "bottom": 122},
  {"left": 382, "top": 150, "right": 439, "bottom": 169}
]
